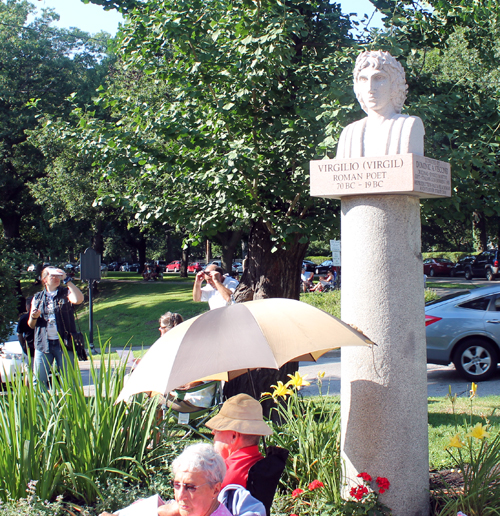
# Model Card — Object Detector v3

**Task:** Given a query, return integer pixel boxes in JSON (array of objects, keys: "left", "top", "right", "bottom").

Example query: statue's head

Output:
[{"left": 353, "top": 50, "right": 407, "bottom": 115}]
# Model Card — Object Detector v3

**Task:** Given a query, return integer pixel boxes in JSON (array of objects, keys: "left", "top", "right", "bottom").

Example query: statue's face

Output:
[{"left": 355, "top": 65, "right": 393, "bottom": 115}]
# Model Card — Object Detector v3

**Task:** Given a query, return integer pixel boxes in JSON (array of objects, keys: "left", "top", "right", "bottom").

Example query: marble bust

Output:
[{"left": 336, "top": 50, "right": 424, "bottom": 158}]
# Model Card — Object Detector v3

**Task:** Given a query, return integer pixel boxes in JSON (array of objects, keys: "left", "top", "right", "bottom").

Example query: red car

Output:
[
  {"left": 187, "top": 262, "right": 205, "bottom": 273},
  {"left": 165, "top": 260, "right": 182, "bottom": 272},
  {"left": 423, "top": 258, "right": 455, "bottom": 277}
]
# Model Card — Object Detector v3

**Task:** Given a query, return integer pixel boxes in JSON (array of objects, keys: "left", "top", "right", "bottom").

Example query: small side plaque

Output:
[{"left": 310, "top": 154, "right": 451, "bottom": 199}]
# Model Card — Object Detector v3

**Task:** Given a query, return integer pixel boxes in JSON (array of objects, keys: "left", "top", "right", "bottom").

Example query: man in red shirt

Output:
[{"left": 205, "top": 393, "right": 273, "bottom": 488}]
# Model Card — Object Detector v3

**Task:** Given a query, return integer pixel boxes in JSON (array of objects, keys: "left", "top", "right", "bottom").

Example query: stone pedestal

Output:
[{"left": 340, "top": 194, "right": 429, "bottom": 516}]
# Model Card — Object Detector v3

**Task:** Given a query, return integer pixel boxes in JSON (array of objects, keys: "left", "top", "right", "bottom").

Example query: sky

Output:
[{"left": 30, "top": 0, "right": 383, "bottom": 35}]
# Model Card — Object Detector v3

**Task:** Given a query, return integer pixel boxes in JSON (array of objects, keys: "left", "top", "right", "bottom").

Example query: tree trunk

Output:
[
  {"left": 92, "top": 218, "right": 104, "bottom": 257},
  {"left": 205, "top": 239, "right": 212, "bottom": 264},
  {"left": 472, "top": 210, "right": 487, "bottom": 252},
  {"left": 180, "top": 244, "right": 189, "bottom": 278},
  {"left": 214, "top": 229, "right": 244, "bottom": 274},
  {"left": 1, "top": 212, "right": 22, "bottom": 239},
  {"left": 226, "top": 220, "right": 309, "bottom": 417}
]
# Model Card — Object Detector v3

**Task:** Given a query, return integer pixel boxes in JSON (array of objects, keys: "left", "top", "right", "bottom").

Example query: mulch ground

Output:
[{"left": 430, "top": 469, "right": 464, "bottom": 492}]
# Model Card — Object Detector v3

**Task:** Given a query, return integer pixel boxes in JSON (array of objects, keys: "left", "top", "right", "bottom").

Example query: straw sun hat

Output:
[{"left": 206, "top": 393, "right": 273, "bottom": 436}]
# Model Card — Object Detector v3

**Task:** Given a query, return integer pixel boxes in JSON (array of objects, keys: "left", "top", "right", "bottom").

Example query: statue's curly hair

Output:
[{"left": 353, "top": 50, "right": 408, "bottom": 114}]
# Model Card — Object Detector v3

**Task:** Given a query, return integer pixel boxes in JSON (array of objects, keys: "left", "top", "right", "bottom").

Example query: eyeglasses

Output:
[{"left": 170, "top": 480, "right": 210, "bottom": 493}]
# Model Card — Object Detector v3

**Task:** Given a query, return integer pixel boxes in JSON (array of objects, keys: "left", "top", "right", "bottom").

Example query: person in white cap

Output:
[{"left": 28, "top": 266, "right": 84, "bottom": 388}]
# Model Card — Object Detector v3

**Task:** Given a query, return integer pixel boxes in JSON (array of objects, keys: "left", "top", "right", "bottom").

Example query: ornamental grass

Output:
[{"left": 0, "top": 342, "right": 171, "bottom": 505}]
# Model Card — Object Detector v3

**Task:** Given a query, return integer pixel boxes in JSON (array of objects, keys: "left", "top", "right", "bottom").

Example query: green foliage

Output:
[
  {"left": 0, "top": 248, "right": 20, "bottom": 342},
  {"left": 264, "top": 381, "right": 343, "bottom": 505},
  {"left": 431, "top": 389, "right": 500, "bottom": 516},
  {"left": 0, "top": 345, "right": 168, "bottom": 504},
  {"left": 67, "top": 0, "right": 357, "bottom": 253}
]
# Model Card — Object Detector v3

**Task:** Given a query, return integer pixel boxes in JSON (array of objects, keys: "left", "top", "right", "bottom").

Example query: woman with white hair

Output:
[
  {"left": 169, "top": 443, "right": 231, "bottom": 516},
  {"left": 336, "top": 50, "right": 425, "bottom": 158}
]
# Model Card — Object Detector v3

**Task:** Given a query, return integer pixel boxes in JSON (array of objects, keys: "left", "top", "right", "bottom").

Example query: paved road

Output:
[{"left": 298, "top": 350, "right": 500, "bottom": 398}]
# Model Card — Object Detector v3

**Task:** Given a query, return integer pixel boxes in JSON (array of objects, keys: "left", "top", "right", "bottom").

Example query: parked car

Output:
[
  {"left": 108, "top": 262, "right": 121, "bottom": 271},
  {"left": 120, "top": 262, "right": 131, "bottom": 272},
  {"left": 101, "top": 263, "right": 108, "bottom": 272},
  {"left": 0, "top": 323, "right": 27, "bottom": 385},
  {"left": 129, "top": 263, "right": 142, "bottom": 272},
  {"left": 166, "top": 260, "right": 182, "bottom": 272},
  {"left": 423, "top": 258, "right": 455, "bottom": 277},
  {"left": 187, "top": 262, "right": 205, "bottom": 273},
  {"left": 425, "top": 285, "right": 500, "bottom": 381},
  {"left": 450, "top": 255, "right": 476, "bottom": 277},
  {"left": 315, "top": 260, "right": 335, "bottom": 275},
  {"left": 302, "top": 260, "right": 316, "bottom": 273},
  {"left": 232, "top": 262, "right": 243, "bottom": 273},
  {"left": 155, "top": 260, "right": 168, "bottom": 272},
  {"left": 463, "top": 249, "right": 500, "bottom": 281}
]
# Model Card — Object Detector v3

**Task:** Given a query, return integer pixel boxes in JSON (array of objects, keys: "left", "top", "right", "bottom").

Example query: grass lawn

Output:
[{"left": 428, "top": 394, "right": 500, "bottom": 469}]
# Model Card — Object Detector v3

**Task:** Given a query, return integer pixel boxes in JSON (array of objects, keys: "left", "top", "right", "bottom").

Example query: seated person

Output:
[
  {"left": 300, "top": 267, "right": 314, "bottom": 292},
  {"left": 310, "top": 269, "right": 335, "bottom": 292},
  {"left": 206, "top": 394, "right": 273, "bottom": 489},
  {"left": 100, "top": 443, "right": 264, "bottom": 516}
]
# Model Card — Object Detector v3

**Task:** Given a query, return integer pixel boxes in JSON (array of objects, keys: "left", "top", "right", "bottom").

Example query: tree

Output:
[
  {"left": 74, "top": 0, "right": 354, "bottom": 298},
  {"left": 0, "top": 0, "right": 112, "bottom": 241}
]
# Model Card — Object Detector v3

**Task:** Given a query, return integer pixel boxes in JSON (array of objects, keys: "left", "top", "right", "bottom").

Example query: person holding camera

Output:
[
  {"left": 28, "top": 267, "right": 84, "bottom": 388},
  {"left": 192, "top": 264, "right": 238, "bottom": 310}
]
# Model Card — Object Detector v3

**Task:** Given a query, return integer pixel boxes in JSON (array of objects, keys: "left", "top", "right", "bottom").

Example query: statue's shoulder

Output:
[{"left": 397, "top": 114, "right": 425, "bottom": 133}]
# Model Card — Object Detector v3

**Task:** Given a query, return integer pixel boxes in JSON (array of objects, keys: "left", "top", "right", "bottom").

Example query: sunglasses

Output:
[{"left": 170, "top": 480, "right": 210, "bottom": 494}]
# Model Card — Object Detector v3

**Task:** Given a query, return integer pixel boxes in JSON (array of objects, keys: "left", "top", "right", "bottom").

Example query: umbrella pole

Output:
[{"left": 247, "top": 369, "right": 268, "bottom": 454}]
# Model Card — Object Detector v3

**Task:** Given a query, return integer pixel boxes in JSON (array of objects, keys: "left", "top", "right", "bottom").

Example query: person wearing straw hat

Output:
[{"left": 205, "top": 394, "right": 272, "bottom": 489}]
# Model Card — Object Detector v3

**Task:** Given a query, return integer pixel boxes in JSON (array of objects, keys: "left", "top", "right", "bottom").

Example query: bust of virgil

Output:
[{"left": 336, "top": 50, "right": 424, "bottom": 158}]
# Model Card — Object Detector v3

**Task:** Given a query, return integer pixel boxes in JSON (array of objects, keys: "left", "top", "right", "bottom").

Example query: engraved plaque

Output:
[{"left": 310, "top": 154, "right": 451, "bottom": 199}]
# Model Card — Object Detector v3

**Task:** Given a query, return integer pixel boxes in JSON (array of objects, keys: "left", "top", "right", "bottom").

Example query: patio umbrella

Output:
[{"left": 115, "top": 298, "right": 373, "bottom": 403}]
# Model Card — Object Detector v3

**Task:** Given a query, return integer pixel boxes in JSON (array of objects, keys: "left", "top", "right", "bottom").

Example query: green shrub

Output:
[
  {"left": 305, "top": 256, "right": 331, "bottom": 264},
  {"left": 0, "top": 343, "right": 170, "bottom": 504}
]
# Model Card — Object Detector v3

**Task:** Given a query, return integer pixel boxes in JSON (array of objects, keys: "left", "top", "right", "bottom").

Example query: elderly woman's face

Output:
[
  {"left": 174, "top": 470, "right": 220, "bottom": 516},
  {"left": 356, "top": 66, "right": 393, "bottom": 115}
]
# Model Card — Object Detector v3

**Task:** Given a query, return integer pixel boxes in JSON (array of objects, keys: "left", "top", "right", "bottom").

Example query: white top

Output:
[{"left": 200, "top": 276, "right": 239, "bottom": 310}]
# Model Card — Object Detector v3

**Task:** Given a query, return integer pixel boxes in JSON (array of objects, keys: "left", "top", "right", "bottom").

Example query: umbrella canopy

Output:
[{"left": 116, "top": 298, "right": 373, "bottom": 403}]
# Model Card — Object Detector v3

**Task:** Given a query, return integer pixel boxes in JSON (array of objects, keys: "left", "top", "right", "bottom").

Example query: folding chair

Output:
[{"left": 165, "top": 380, "right": 222, "bottom": 440}]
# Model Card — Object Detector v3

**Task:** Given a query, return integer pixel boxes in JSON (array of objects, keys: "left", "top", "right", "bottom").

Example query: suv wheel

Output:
[
  {"left": 453, "top": 339, "right": 498, "bottom": 381},
  {"left": 174, "top": 267, "right": 179, "bottom": 273},
  {"left": 486, "top": 268, "right": 495, "bottom": 281},
  {"left": 429, "top": 268, "right": 435, "bottom": 277},
  {"left": 464, "top": 267, "right": 473, "bottom": 280}
]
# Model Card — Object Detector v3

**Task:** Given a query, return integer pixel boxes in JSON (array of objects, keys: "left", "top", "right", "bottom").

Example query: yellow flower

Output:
[
  {"left": 317, "top": 371, "right": 326, "bottom": 379},
  {"left": 446, "top": 434, "right": 464, "bottom": 449},
  {"left": 271, "top": 381, "right": 294, "bottom": 399},
  {"left": 466, "top": 423, "right": 490, "bottom": 440},
  {"left": 285, "top": 372, "right": 311, "bottom": 390},
  {"left": 469, "top": 382, "right": 477, "bottom": 399}
]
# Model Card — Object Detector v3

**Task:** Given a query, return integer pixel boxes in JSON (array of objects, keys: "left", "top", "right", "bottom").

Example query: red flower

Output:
[
  {"left": 350, "top": 485, "right": 369, "bottom": 500},
  {"left": 357, "top": 472, "right": 372, "bottom": 483},
  {"left": 292, "top": 488, "right": 304, "bottom": 498},
  {"left": 308, "top": 480, "right": 324, "bottom": 491},
  {"left": 376, "top": 477, "right": 390, "bottom": 494},
  {"left": 290, "top": 514, "right": 298, "bottom": 516}
]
